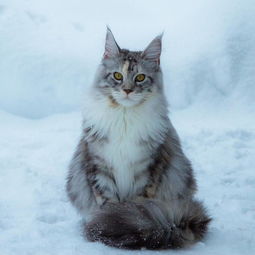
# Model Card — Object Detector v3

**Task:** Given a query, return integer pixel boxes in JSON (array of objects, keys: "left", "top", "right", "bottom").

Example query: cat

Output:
[{"left": 66, "top": 27, "right": 211, "bottom": 249}]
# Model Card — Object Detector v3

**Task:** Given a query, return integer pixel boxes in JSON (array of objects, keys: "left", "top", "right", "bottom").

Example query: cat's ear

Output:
[
  {"left": 141, "top": 34, "right": 163, "bottom": 64},
  {"left": 103, "top": 27, "right": 120, "bottom": 59}
]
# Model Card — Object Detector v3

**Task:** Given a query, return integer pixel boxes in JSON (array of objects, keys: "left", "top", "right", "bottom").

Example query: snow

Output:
[
  {"left": 1, "top": 109, "right": 254, "bottom": 255},
  {"left": 0, "top": 0, "right": 255, "bottom": 254}
]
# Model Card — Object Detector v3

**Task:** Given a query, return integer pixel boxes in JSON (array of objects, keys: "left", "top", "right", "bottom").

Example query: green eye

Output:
[
  {"left": 135, "top": 74, "right": 146, "bottom": 82},
  {"left": 113, "top": 72, "right": 123, "bottom": 80}
]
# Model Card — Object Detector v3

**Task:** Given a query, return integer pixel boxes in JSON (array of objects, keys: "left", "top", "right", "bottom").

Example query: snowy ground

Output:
[
  {"left": 0, "top": 0, "right": 255, "bottom": 254},
  {"left": 0, "top": 108, "right": 254, "bottom": 255}
]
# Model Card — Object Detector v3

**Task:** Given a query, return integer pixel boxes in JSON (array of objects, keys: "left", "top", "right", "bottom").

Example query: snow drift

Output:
[{"left": 0, "top": 0, "right": 254, "bottom": 118}]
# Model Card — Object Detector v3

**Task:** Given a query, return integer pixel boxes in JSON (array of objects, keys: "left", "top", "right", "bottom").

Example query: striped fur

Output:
[
  {"left": 66, "top": 28, "right": 211, "bottom": 248},
  {"left": 85, "top": 199, "right": 211, "bottom": 249}
]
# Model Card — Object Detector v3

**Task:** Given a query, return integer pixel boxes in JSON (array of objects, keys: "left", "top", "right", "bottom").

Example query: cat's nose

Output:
[{"left": 123, "top": 89, "right": 133, "bottom": 95}]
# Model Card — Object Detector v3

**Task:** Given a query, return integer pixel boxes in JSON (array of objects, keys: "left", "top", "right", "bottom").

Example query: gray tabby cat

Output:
[{"left": 66, "top": 28, "right": 211, "bottom": 249}]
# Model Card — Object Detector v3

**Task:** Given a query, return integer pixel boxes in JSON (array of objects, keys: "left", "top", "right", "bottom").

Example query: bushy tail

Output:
[{"left": 85, "top": 199, "right": 211, "bottom": 250}]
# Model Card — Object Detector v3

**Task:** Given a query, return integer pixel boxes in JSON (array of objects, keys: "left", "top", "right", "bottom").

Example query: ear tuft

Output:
[
  {"left": 104, "top": 27, "right": 120, "bottom": 59},
  {"left": 141, "top": 34, "right": 163, "bottom": 64}
]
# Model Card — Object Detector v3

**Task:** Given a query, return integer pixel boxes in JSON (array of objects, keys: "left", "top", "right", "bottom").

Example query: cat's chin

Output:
[{"left": 115, "top": 98, "right": 143, "bottom": 108}]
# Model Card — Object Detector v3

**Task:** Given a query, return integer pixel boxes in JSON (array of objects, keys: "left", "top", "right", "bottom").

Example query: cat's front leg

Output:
[
  {"left": 92, "top": 187, "right": 108, "bottom": 206},
  {"left": 143, "top": 182, "right": 158, "bottom": 198},
  {"left": 88, "top": 168, "right": 119, "bottom": 206},
  {"left": 140, "top": 139, "right": 173, "bottom": 200},
  {"left": 131, "top": 175, "right": 158, "bottom": 203},
  {"left": 133, "top": 183, "right": 157, "bottom": 202},
  {"left": 92, "top": 186, "right": 119, "bottom": 207}
]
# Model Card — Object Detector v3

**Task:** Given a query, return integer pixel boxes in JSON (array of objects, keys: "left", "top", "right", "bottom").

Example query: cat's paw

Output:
[
  {"left": 144, "top": 183, "right": 157, "bottom": 198},
  {"left": 133, "top": 195, "right": 146, "bottom": 203},
  {"left": 94, "top": 194, "right": 107, "bottom": 206}
]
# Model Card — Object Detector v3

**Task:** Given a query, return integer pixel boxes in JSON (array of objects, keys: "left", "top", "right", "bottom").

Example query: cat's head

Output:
[{"left": 94, "top": 28, "right": 163, "bottom": 107}]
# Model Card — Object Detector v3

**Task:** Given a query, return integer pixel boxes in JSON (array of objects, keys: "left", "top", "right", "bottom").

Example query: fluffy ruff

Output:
[{"left": 85, "top": 199, "right": 211, "bottom": 250}]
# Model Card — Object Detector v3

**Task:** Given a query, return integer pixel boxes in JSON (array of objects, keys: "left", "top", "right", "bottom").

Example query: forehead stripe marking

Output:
[{"left": 122, "top": 61, "right": 130, "bottom": 77}]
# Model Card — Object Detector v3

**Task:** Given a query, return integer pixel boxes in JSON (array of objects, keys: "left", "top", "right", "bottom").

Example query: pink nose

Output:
[{"left": 123, "top": 89, "right": 133, "bottom": 95}]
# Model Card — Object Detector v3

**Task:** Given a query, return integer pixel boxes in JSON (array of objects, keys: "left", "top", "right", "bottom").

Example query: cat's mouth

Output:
[
  {"left": 117, "top": 97, "right": 139, "bottom": 107},
  {"left": 110, "top": 93, "right": 144, "bottom": 107}
]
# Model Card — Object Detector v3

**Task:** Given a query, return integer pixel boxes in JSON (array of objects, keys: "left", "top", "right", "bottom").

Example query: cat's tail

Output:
[{"left": 84, "top": 199, "right": 211, "bottom": 250}]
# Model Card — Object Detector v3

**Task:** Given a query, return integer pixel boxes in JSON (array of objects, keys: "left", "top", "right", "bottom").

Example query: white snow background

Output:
[{"left": 0, "top": 0, "right": 254, "bottom": 254}]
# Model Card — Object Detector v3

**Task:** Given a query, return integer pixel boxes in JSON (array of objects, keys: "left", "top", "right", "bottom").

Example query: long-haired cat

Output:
[{"left": 66, "top": 28, "right": 211, "bottom": 249}]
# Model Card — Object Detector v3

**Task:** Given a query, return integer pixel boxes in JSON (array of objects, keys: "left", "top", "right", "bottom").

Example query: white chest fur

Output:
[
  {"left": 82, "top": 92, "right": 168, "bottom": 198},
  {"left": 97, "top": 112, "right": 152, "bottom": 198}
]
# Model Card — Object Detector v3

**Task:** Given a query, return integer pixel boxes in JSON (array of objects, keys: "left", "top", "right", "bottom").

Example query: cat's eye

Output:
[
  {"left": 135, "top": 74, "right": 146, "bottom": 82},
  {"left": 113, "top": 72, "right": 123, "bottom": 81}
]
